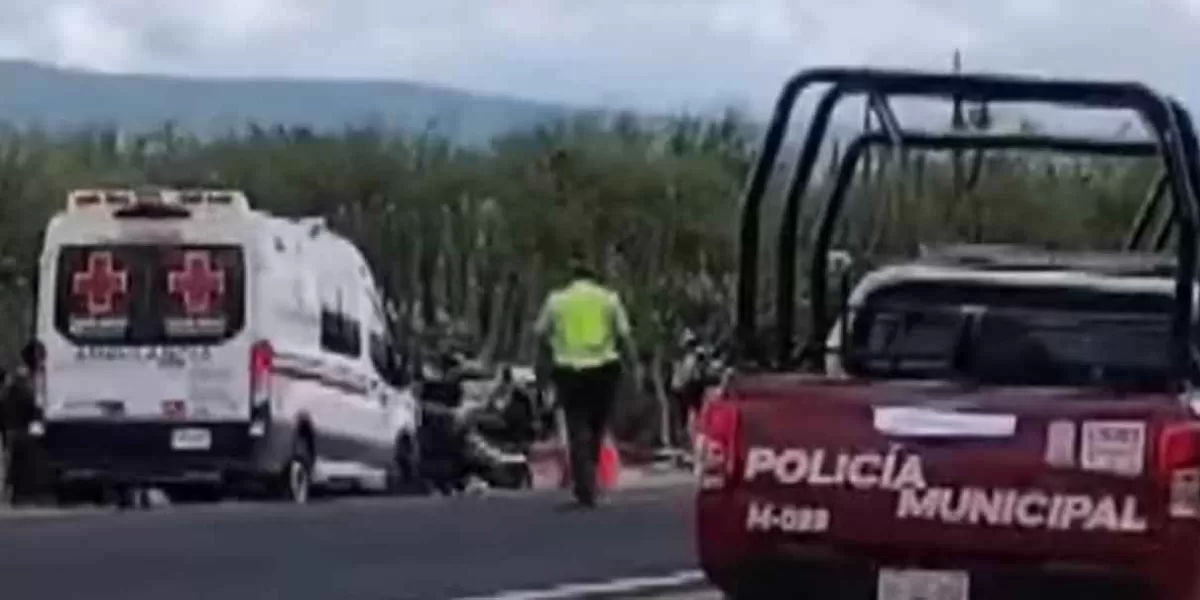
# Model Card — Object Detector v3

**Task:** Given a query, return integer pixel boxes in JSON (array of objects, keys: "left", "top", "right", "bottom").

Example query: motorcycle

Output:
[{"left": 415, "top": 353, "right": 544, "bottom": 494}]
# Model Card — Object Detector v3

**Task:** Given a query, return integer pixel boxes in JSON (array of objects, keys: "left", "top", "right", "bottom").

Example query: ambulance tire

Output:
[
  {"left": 276, "top": 434, "right": 314, "bottom": 505},
  {"left": 386, "top": 433, "right": 424, "bottom": 495}
]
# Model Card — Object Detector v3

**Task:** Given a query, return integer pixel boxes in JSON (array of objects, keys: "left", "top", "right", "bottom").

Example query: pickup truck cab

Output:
[{"left": 696, "top": 67, "right": 1200, "bottom": 600}]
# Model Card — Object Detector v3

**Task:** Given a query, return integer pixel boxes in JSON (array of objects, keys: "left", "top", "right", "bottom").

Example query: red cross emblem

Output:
[
  {"left": 72, "top": 251, "right": 128, "bottom": 315},
  {"left": 168, "top": 250, "right": 226, "bottom": 316}
]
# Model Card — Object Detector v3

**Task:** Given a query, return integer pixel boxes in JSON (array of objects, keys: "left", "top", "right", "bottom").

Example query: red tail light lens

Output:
[
  {"left": 1157, "top": 422, "right": 1200, "bottom": 518},
  {"left": 250, "top": 340, "right": 273, "bottom": 408},
  {"left": 697, "top": 398, "right": 740, "bottom": 490},
  {"left": 1159, "top": 423, "right": 1200, "bottom": 472}
]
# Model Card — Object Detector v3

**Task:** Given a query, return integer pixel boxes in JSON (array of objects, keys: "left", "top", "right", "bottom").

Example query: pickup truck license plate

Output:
[
  {"left": 878, "top": 569, "right": 969, "bottom": 600},
  {"left": 171, "top": 428, "right": 211, "bottom": 451}
]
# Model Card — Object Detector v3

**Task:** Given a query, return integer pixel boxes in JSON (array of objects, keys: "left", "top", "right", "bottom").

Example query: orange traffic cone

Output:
[
  {"left": 597, "top": 435, "right": 621, "bottom": 492},
  {"left": 558, "top": 437, "right": 620, "bottom": 491}
]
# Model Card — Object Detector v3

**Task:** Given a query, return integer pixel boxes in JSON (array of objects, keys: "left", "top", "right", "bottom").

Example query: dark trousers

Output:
[
  {"left": 669, "top": 381, "right": 706, "bottom": 448},
  {"left": 3, "top": 431, "right": 39, "bottom": 505},
  {"left": 553, "top": 361, "right": 621, "bottom": 504}
]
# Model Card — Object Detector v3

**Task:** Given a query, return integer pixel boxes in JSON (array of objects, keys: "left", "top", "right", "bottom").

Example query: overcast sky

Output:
[{"left": 0, "top": 0, "right": 1197, "bottom": 114}]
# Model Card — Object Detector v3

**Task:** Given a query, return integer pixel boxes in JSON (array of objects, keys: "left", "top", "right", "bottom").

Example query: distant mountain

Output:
[{"left": 0, "top": 61, "right": 578, "bottom": 144}]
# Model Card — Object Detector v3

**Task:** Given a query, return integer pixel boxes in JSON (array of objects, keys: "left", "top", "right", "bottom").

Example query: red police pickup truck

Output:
[
  {"left": 694, "top": 68, "right": 1200, "bottom": 600},
  {"left": 697, "top": 258, "right": 1200, "bottom": 599}
]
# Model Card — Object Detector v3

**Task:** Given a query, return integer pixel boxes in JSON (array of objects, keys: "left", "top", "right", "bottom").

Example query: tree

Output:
[{"left": 0, "top": 109, "right": 1159, "bottom": 445}]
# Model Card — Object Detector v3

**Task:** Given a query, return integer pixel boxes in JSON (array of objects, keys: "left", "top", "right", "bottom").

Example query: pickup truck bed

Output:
[{"left": 696, "top": 374, "right": 1200, "bottom": 599}]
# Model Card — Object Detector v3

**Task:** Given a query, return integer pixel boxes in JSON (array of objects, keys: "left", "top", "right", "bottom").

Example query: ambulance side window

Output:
[
  {"left": 318, "top": 274, "right": 362, "bottom": 358},
  {"left": 320, "top": 308, "right": 361, "bottom": 358}
]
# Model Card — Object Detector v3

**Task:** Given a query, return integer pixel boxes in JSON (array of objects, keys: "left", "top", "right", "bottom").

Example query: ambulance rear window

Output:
[{"left": 54, "top": 244, "right": 245, "bottom": 345}]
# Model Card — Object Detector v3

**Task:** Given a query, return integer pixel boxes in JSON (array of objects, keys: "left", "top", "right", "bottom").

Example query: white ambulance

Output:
[{"left": 31, "top": 187, "right": 420, "bottom": 504}]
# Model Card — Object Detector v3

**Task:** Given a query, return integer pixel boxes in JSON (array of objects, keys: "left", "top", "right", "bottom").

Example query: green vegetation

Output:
[{"left": 0, "top": 103, "right": 1163, "bottom": 444}]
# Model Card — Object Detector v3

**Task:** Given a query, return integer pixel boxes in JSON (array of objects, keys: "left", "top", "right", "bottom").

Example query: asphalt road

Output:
[
  {"left": 640, "top": 591, "right": 722, "bottom": 600},
  {"left": 0, "top": 484, "right": 698, "bottom": 600}
]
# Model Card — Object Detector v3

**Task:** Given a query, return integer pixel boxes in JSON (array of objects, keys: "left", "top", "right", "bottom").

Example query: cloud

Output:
[{"left": 0, "top": 0, "right": 1197, "bottom": 113}]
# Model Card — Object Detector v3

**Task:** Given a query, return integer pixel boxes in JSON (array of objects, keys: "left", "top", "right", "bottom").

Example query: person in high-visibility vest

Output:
[{"left": 534, "top": 251, "right": 639, "bottom": 507}]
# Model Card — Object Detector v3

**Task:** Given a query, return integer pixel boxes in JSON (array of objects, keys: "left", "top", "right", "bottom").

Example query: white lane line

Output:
[
  {"left": 452, "top": 570, "right": 707, "bottom": 600},
  {"left": 0, "top": 507, "right": 109, "bottom": 519}
]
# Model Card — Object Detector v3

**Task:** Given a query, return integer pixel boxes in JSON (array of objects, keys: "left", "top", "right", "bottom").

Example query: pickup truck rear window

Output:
[
  {"left": 54, "top": 244, "right": 245, "bottom": 345},
  {"left": 847, "top": 281, "right": 1175, "bottom": 390}
]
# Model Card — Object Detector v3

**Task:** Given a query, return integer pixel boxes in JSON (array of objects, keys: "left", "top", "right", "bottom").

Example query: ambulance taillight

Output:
[{"left": 249, "top": 340, "right": 273, "bottom": 437}]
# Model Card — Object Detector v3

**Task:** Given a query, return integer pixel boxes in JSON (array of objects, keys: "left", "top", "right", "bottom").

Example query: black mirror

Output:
[{"left": 387, "top": 352, "right": 411, "bottom": 387}]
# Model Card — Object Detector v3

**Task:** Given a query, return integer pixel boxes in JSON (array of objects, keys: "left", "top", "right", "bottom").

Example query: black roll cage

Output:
[
  {"left": 810, "top": 133, "right": 1159, "bottom": 372},
  {"left": 734, "top": 67, "right": 1200, "bottom": 385}
]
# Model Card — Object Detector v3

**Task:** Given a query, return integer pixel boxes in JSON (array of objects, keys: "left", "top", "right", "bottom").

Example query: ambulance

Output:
[{"left": 31, "top": 187, "right": 420, "bottom": 504}]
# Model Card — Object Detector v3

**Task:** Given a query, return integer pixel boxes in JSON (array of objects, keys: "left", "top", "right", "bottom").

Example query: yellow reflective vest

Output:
[{"left": 534, "top": 279, "right": 631, "bottom": 369}]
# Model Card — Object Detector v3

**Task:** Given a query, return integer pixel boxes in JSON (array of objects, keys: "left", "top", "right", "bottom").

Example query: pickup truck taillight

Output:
[
  {"left": 697, "top": 398, "right": 740, "bottom": 490},
  {"left": 1157, "top": 423, "right": 1200, "bottom": 518}
]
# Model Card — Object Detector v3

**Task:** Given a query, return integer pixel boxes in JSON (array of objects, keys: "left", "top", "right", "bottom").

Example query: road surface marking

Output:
[{"left": 451, "top": 570, "right": 706, "bottom": 600}]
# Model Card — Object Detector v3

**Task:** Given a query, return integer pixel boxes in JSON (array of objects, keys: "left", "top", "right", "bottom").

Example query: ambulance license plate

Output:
[
  {"left": 171, "top": 428, "right": 211, "bottom": 451},
  {"left": 877, "top": 569, "right": 969, "bottom": 600}
]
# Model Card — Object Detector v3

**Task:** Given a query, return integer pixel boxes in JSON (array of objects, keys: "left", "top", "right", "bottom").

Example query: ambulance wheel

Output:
[
  {"left": 277, "top": 436, "right": 314, "bottom": 504},
  {"left": 387, "top": 434, "right": 423, "bottom": 495}
]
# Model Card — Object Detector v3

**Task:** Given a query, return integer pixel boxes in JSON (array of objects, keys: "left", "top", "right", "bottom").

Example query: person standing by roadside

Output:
[
  {"left": 534, "top": 250, "right": 639, "bottom": 508},
  {"left": 668, "top": 330, "right": 707, "bottom": 451},
  {"left": 1, "top": 342, "right": 43, "bottom": 505}
]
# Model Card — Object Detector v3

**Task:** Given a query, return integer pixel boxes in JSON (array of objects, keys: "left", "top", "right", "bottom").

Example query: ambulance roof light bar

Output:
[
  {"left": 173, "top": 189, "right": 251, "bottom": 212},
  {"left": 66, "top": 188, "right": 251, "bottom": 213}
]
